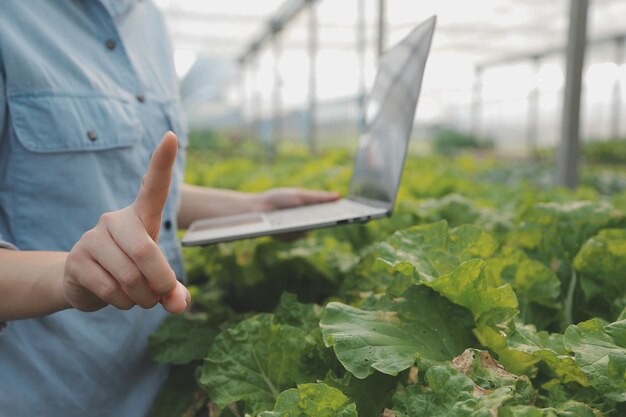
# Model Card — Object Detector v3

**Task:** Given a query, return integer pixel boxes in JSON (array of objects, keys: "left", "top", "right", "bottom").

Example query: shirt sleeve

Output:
[
  {"left": 0, "top": 65, "right": 14, "bottom": 335},
  {"left": 0, "top": 60, "right": 4, "bottom": 135},
  {"left": 0, "top": 64, "right": 16, "bottom": 252}
]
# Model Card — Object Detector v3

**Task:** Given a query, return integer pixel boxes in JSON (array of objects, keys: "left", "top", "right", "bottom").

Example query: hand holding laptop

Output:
[
  {"left": 183, "top": 16, "right": 436, "bottom": 246},
  {"left": 256, "top": 188, "right": 340, "bottom": 211},
  {"left": 257, "top": 188, "right": 341, "bottom": 242}
]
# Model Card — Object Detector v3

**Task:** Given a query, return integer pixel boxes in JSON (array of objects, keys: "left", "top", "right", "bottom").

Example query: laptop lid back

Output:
[{"left": 348, "top": 16, "right": 436, "bottom": 211}]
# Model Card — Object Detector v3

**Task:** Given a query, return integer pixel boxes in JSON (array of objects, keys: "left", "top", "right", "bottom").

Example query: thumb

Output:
[{"left": 133, "top": 131, "right": 178, "bottom": 233}]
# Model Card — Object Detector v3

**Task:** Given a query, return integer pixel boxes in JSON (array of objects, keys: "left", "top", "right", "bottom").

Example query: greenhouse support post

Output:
[
  {"left": 557, "top": 0, "right": 588, "bottom": 189},
  {"left": 249, "top": 55, "right": 261, "bottom": 143},
  {"left": 612, "top": 36, "right": 624, "bottom": 139},
  {"left": 238, "top": 60, "right": 247, "bottom": 141},
  {"left": 271, "top": 29, "right": 283, "bottom": 159},
  {"left": 307, "top": 0, "right": 318, "bottom": 157},
  {"left": 357, "top": 0, "right": 367, "bottom": 136},
  {"left": 527, "top": 56, "right": 541, "bottom": 154},
  {"left": 377, "top": 0, "right": 387, "bottom": 60},
  {"left": 471, "top": 67, "right": 483, "bottom": 139}
]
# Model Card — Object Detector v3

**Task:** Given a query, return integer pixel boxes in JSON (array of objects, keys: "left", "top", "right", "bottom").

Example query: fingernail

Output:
[{"left": 185, "top": 291, "right": 191, "bottom": 312}]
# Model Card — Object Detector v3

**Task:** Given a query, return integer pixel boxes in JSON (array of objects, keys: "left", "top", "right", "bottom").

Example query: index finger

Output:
[
  {"left": 134, "top": 131, "right": 178, "bottom": 226},
  {"left": 107, "top": 211, "right": 179, "bottom": 297}
]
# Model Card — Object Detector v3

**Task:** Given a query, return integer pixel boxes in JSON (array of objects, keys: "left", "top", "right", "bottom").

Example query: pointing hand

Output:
[{"left": 63, "top": 132, "right": 189, "bottom": 314}]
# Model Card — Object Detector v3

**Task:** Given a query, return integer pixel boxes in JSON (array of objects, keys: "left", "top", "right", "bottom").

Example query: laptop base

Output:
[{"left": 181, "top": 199, "right": 388, "bottom": 247}]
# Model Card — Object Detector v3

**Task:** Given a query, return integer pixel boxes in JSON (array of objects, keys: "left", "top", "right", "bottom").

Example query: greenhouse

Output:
[
  {"left": 1, "top": 0, "right": 626, "bottom": 416},
  {"left": 162, "top": 0, "right": 626, "bottom": 186}
]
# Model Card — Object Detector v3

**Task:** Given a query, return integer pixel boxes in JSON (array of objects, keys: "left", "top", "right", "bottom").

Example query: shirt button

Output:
[
  {"left": 136, "top": 94, "right": 146, "bottom": 103},
  {"left": 105, "top": 39, "right": 116, "bottom": 50},
  {"left": 87, "top": 131, "right": 98, "bottom": 141},
  {"left": 164, "top": 220, "right": 172, "bottom": 231}
]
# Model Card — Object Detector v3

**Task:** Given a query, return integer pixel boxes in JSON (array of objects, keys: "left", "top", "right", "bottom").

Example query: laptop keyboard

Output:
[{"left": 264, "top": 200, "right": 379, "bottom": 228}]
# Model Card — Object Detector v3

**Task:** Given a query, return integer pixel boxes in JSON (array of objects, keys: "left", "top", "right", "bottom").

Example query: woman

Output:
[{"left": 0, "top": 1, "right": 337, "bottom": 415}]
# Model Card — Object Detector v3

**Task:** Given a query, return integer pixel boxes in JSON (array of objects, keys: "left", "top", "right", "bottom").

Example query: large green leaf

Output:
[
  {"left": 513, "top": 201, "right": 622, "bottom": 262},
  {"left": 320, "top": 285, "right": 476, "bottom": 378},
  {"left": 533, "top": 368, "right": 620, "bottom": 415},
  {"left": 390, "top": 356, "right": 531, "bottom": 417},
  {"left": 200, "top": 314, "right": 322, "bottom": 415},
  {"left": 564, "top": 317, "right": 626, "bottom": 402},
  {"left": 574, "top": 229, "right": 626, "bottom": 320},
  {"left": 424, "top": 259, "right": 519, "bottom": 328},
  {"left": 174, "top": 153, "right": 626, "bottom": 417},
  {"left": 474, "top": 324, "right": 540, "bottom": 376},
  {"left": 323, "top": 371, "right": 398, "bottom": 417},
  {"left": 391, "top": 350, "right": 599, "bottom": 417},
  {"left": 272, "top": 293, "right": 342, "bottom": 378},
  {"left": 510, "top": 202, "right": 624, "bottom": 328},
  {"left": 486, "top": 246, "right": 562, "bottom": 328},
  {"left": 607, "top": 311, "right": 626, "bottom": 346},
  {"left": 375, "top": 221, "right": 499, "bottom": 280},
  {"left": 258, "top": 383, "right": 357, "bottom": 417},
  {"left": 339, "top": 243, "right": 400, "bottom": 298},
  {"left": 273, "top": 292, "right": 323, "bottom": 332},
  {"left": 372, "top": 221, "right": 517, "bottom": 328},
  {"left": 271, "top": 236, "right": 359, "bottom": 279},
  {"left": 197, "top": 235, "right": 354, "bottom": 312},
  {"left": 506, "top": 322, "right": 588, "bottom": 386},
  {"left": 476, "top": 320, "right": 590, "bottom": 384},
  {"left": 148, "top": 314, "right": 218, "bottom": 365}
]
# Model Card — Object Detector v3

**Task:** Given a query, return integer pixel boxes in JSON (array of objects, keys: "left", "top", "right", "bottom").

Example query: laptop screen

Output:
[{"left": 349, "top": 16, "right": 436, "bottom": 209}]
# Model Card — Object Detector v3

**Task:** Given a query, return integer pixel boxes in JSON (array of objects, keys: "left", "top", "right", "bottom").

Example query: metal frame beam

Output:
[
  {"left": 239, "top": 0, "right": 318, "bottom": 64},
  {"left": 612, "top": 36, "right": 625, "bottom": 138},
  {"left": 271, "top": 33, "right": 284, "bottom": 158},
  {"left": 557, "top": 0, "right": 589, "bottom": 189},
  {"left": 357, "top": 0, "right": 367, "bottom": 135},
  {"left": 239, "top": 61, "right": 247, "bottom": 140},
  {"left": 471, "top": 67, "right": 483, "bottom": 138},
  {"left": 527, "top": 56, "right": 541, "bottom": 154},
  {"left": 307, "top": 0, "right": 318, "bottom": 156},
  {"left": 249, "top": 56, "right": 261, "bottom": 141},
  {"left": 476, "top": 31, "right": 626, "bottom": 69},
  {"left": 377, "top": 0, "right": 387, "bottom": 59}
]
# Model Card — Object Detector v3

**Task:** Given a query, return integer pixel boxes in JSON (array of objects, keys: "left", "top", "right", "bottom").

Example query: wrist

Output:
[
  {"left": 47, "top": 252, "right": 72, "bottom": 313},
  {"left": 0, "top": 250, "right": 71, "bottom": 321},
  {"left": 248, "top": 192, "right": 269, "bottom": 212}
]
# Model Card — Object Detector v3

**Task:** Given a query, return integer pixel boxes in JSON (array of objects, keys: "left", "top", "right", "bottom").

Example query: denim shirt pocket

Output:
[
  {"left": 7, "top": 92, "right": 145, "bottom": 251},
  {"left": 9, "top": 92, "right": 142, "bottom": 153}
]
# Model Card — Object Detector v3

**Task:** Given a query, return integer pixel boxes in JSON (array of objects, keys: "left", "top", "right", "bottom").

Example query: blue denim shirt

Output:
[{"left": 0, "top": 1, "right": 187, "bottom": 415}]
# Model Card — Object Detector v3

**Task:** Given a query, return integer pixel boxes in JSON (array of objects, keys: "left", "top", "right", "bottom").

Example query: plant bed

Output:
[{"left": 149, "top": 152, "right": 626, "bottom": 417}]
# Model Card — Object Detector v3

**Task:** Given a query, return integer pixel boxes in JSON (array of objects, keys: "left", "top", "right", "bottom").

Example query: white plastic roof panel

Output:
[{"left": 154, "top": 0, "right": 626, "bottom": 142}]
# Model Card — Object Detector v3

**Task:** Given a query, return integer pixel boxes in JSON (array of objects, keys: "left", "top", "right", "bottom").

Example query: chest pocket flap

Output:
[{"left": 8, "top": 93, "right": 142, "bottom": 153}]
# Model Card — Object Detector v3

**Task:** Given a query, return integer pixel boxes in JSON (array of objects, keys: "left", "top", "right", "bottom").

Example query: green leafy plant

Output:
[
  {"left": 149, "top": 151, "right": 626, "bottom": 416},
  {"left": 431, "top": 128, "right": 494, "bottom": 155}
]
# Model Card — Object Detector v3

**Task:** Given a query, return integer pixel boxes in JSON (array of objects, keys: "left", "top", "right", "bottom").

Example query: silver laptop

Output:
[{"left": 182, "top": 16, "right": 436, "bottom": 247}]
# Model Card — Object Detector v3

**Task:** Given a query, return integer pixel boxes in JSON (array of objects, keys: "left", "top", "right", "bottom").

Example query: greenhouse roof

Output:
[
  {"left": 154, "top": 0, "right": 626, "bottom": 173},
  {"left": 155, "top": 0, "right": 626, "bottom": 76}
]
